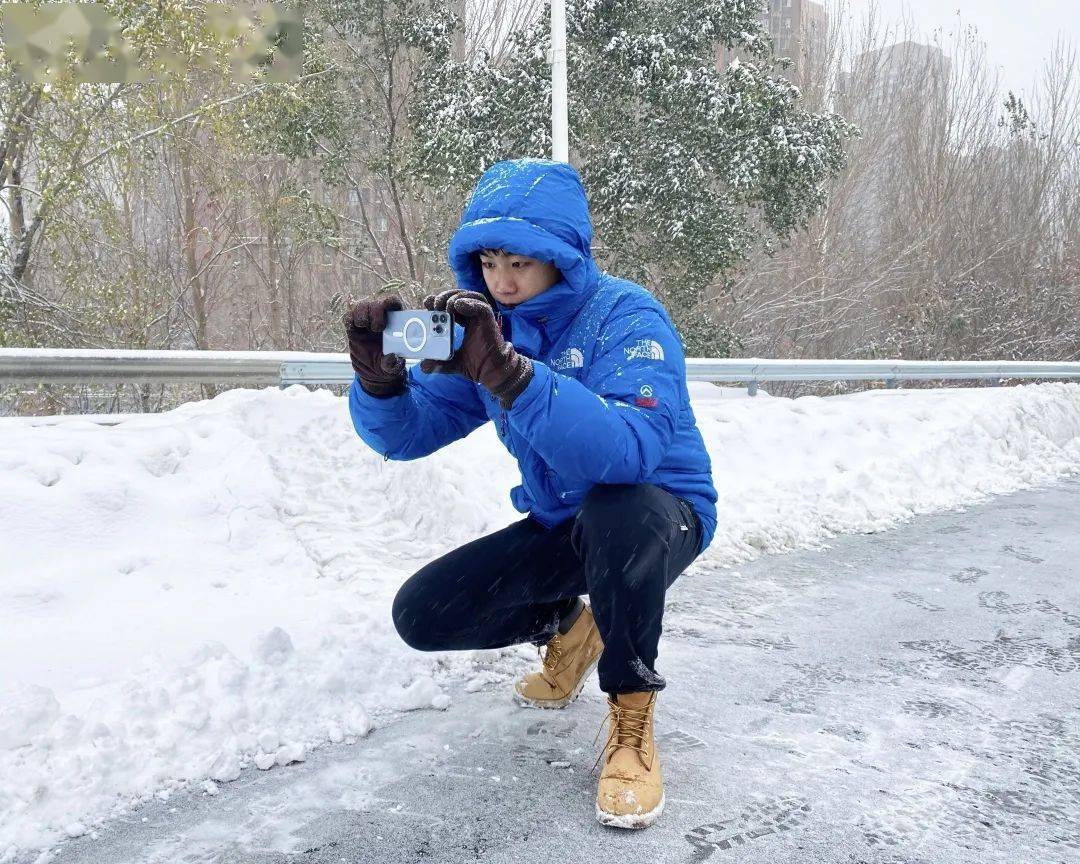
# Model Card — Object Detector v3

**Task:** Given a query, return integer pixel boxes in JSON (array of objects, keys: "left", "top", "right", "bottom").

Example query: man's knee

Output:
[
  {"left": 578, "top": 483, "right": 670, "bottom": 538},
  {"left": 392, "top": 570, "right": 446, "bottom": 652},
  {"left": 574, "top": 483, "right": 673, "bottom": 567}
]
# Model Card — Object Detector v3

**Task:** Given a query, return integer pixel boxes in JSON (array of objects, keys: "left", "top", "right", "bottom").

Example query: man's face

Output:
[{"left": 477, "top": 249, "right": 561, "bottom": 306}]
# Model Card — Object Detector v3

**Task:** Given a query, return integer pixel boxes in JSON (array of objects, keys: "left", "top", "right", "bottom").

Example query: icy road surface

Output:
[{"left": 32, "top": 478, "right": 1080, "bottom": 864}]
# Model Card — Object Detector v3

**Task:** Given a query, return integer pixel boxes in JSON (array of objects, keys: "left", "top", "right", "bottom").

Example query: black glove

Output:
[
  {"left": 342, "top": 295, "right": 407, "bottom": 398},
  {"left": 418, "top": 289, "right": 533, "bottom": 409}
]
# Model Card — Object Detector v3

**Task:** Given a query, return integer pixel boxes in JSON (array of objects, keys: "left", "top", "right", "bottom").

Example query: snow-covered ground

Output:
[{"left": 2, "top": 380, "right": 1080, "bottom": 860}]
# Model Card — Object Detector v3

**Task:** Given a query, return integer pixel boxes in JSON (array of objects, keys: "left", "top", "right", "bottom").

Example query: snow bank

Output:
[
  {"left": 2, "top": 380, "right": 1079, "bottom": 857},
  {"left": 692, "top": 383, "right": 1080, "bottom": 566}
]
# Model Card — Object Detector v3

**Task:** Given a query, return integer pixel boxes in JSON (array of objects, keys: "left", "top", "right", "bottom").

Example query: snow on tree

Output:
[{"left": 405, "top": 0, "right": 856, "bottom": 354}]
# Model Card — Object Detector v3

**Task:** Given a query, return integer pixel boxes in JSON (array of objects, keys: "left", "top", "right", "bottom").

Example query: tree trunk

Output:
[
  {"left": 179, "top": 139, "right": 209, "bottom": 350},
  {"left": 267, "top": 222, "right": 283, "bottom": 349}
]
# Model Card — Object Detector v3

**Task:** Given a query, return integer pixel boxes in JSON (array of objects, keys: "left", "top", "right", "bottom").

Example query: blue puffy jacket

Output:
[{"left": 348, "top": 158, "right": 718, "bottom": 554}]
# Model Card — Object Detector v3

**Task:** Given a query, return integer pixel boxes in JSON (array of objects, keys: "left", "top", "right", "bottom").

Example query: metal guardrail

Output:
[
  {"left": 684, "top": 358, "right": 1080, "bottom": 395},
  {"left": 0, "top": 348, "right": 319, "bottom": 385},
  {"left": 3, "top": 349, "right": 1080, "bottom": 397}
]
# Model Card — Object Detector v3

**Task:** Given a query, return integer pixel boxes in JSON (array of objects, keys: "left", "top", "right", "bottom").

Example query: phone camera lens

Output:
[{"left": 433, "top": 324, "right": 445, "bottom": 335}]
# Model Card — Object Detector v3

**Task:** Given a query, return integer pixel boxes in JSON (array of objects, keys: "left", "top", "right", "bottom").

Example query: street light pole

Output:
[{"left": 550, "top": 0, "right": 568, "bottom": 162}]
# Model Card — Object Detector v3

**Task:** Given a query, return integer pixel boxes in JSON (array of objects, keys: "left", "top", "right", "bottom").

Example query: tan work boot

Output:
[
  {"left": 513, "top": 603, "right": 603, "bottom": 709},
  {"left": 593, "top": 690, "right": 664, "bottom": 829}
]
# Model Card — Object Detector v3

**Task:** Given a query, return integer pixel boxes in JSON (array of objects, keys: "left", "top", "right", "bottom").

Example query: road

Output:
[{"left": 38, "top": 477, "right": 1080, "bottom": 864}]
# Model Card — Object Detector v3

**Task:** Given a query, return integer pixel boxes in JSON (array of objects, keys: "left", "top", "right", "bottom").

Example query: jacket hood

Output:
[{"left": 447, "top": 159, "right": 601, "bottom": 355}]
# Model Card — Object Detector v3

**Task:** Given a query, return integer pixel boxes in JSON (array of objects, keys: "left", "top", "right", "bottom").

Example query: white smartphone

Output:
[{"left": 382, "top": 310, "right": 455, "bottom": 361}]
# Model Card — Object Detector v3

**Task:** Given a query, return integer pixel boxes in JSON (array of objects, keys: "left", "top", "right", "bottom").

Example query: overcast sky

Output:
[{"left": 849, "top": 1, "right": 1078, "bottom": 94}]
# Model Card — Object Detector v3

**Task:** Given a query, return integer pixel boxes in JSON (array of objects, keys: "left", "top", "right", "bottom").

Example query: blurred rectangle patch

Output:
[
  {"left": 0, "top": 3, "right": 303, "bottom": 84},
  {"left": 205, "top": 3, "right": 304, "bottom": 84}
]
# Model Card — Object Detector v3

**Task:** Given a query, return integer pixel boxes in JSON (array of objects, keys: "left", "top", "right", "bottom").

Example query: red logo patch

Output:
[{"left": 634, "top": 396, "right": 658, "bottom": 408}]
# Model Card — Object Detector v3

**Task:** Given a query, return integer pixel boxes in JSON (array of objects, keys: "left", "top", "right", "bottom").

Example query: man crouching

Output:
[{"left": 344, "top": 158, "right": 717, "bottom": 829}]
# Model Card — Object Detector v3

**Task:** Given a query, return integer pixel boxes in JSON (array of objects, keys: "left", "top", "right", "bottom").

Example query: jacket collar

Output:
[{"left": 489, "top": 277, "right": 590, "bottom": 359}]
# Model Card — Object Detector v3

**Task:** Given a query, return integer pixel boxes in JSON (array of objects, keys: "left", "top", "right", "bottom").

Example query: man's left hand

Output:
[{"left": 419, "top": 289, "right": 533, "bottom": 409}]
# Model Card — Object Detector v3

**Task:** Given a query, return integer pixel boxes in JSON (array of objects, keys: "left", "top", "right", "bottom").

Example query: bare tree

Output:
[{"left": 720, "top": 2, "right": 1079, "bottom": 383}]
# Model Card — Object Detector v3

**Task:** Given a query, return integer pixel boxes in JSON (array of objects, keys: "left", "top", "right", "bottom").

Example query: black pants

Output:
[{"left": 392, "top": 483, "right": 704, "bottom": 694}]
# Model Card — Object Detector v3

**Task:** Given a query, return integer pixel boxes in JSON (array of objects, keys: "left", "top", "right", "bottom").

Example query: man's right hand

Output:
[{"left": 343, "top": 295, "right": 407, "bottom": 398}]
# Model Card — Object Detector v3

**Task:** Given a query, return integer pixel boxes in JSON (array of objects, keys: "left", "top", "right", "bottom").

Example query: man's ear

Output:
[{"left": 472, "top": 253, "right": 491, "bottom": 291}]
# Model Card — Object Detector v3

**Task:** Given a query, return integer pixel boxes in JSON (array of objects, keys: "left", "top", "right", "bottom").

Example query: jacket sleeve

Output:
[
  {"left": 506, "top": 306, "right": 683, "bottom": 483},
  {"left": 348, "top": 363, "right": 489, "bottom": 461}
]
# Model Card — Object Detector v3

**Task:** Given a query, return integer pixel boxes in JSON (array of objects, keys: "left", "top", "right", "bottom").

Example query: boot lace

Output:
[
  {"left": 538, "top": 635, "right": 565, "bottom": 688},
  {"left": 592, "top": 696, "right": 653, "bottom": 773}
]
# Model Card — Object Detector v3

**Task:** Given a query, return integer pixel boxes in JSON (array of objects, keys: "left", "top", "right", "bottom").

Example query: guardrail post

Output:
[
  {"left": 886, "top": 378, "right": 898, "bottom": 389},
  {"left": 989, "top": 378, "right": 1001, "bottom": 387},
  {"left": 748, "top": 380, "right": 758, "bottom": 397}
]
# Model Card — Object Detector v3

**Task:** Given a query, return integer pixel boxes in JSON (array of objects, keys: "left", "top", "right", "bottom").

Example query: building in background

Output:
[
  {"left": 715, "top": 0, "right": 828, "bottom": 83},
  {"left": 842, "top": 41, "right": 950, "bottom": 109},
  {"left": 840, "top": 41, "right": 951, "bottom": 250}
]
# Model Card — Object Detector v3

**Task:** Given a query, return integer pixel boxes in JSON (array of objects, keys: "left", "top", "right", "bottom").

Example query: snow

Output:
[{"left": 2, "top": 380, "right": 1080, "bottom": 858}]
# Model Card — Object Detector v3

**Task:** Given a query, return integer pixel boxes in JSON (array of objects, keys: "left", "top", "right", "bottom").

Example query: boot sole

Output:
[
  {"left": 595, "top": 792, "right": 665, "bottom": 830},
  {"left": 511, "top": 649, "right": 602, "bottom": 710}
]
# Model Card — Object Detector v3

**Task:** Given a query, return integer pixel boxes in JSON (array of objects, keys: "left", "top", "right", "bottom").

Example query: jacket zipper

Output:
[{"left": 497, "top": 308, "right": 509, "bottom": 438}]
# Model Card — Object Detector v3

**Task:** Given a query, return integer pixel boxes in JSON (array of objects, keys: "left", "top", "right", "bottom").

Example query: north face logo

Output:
[
  {"left": 635, "top": 383, "right": 658, "bottom": 408},
  {"left": 624, "top": 339, "right": 665, "bottom": 362},
  {"left": 551, "top": 347, "right": 585, "bottom": 370}
]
